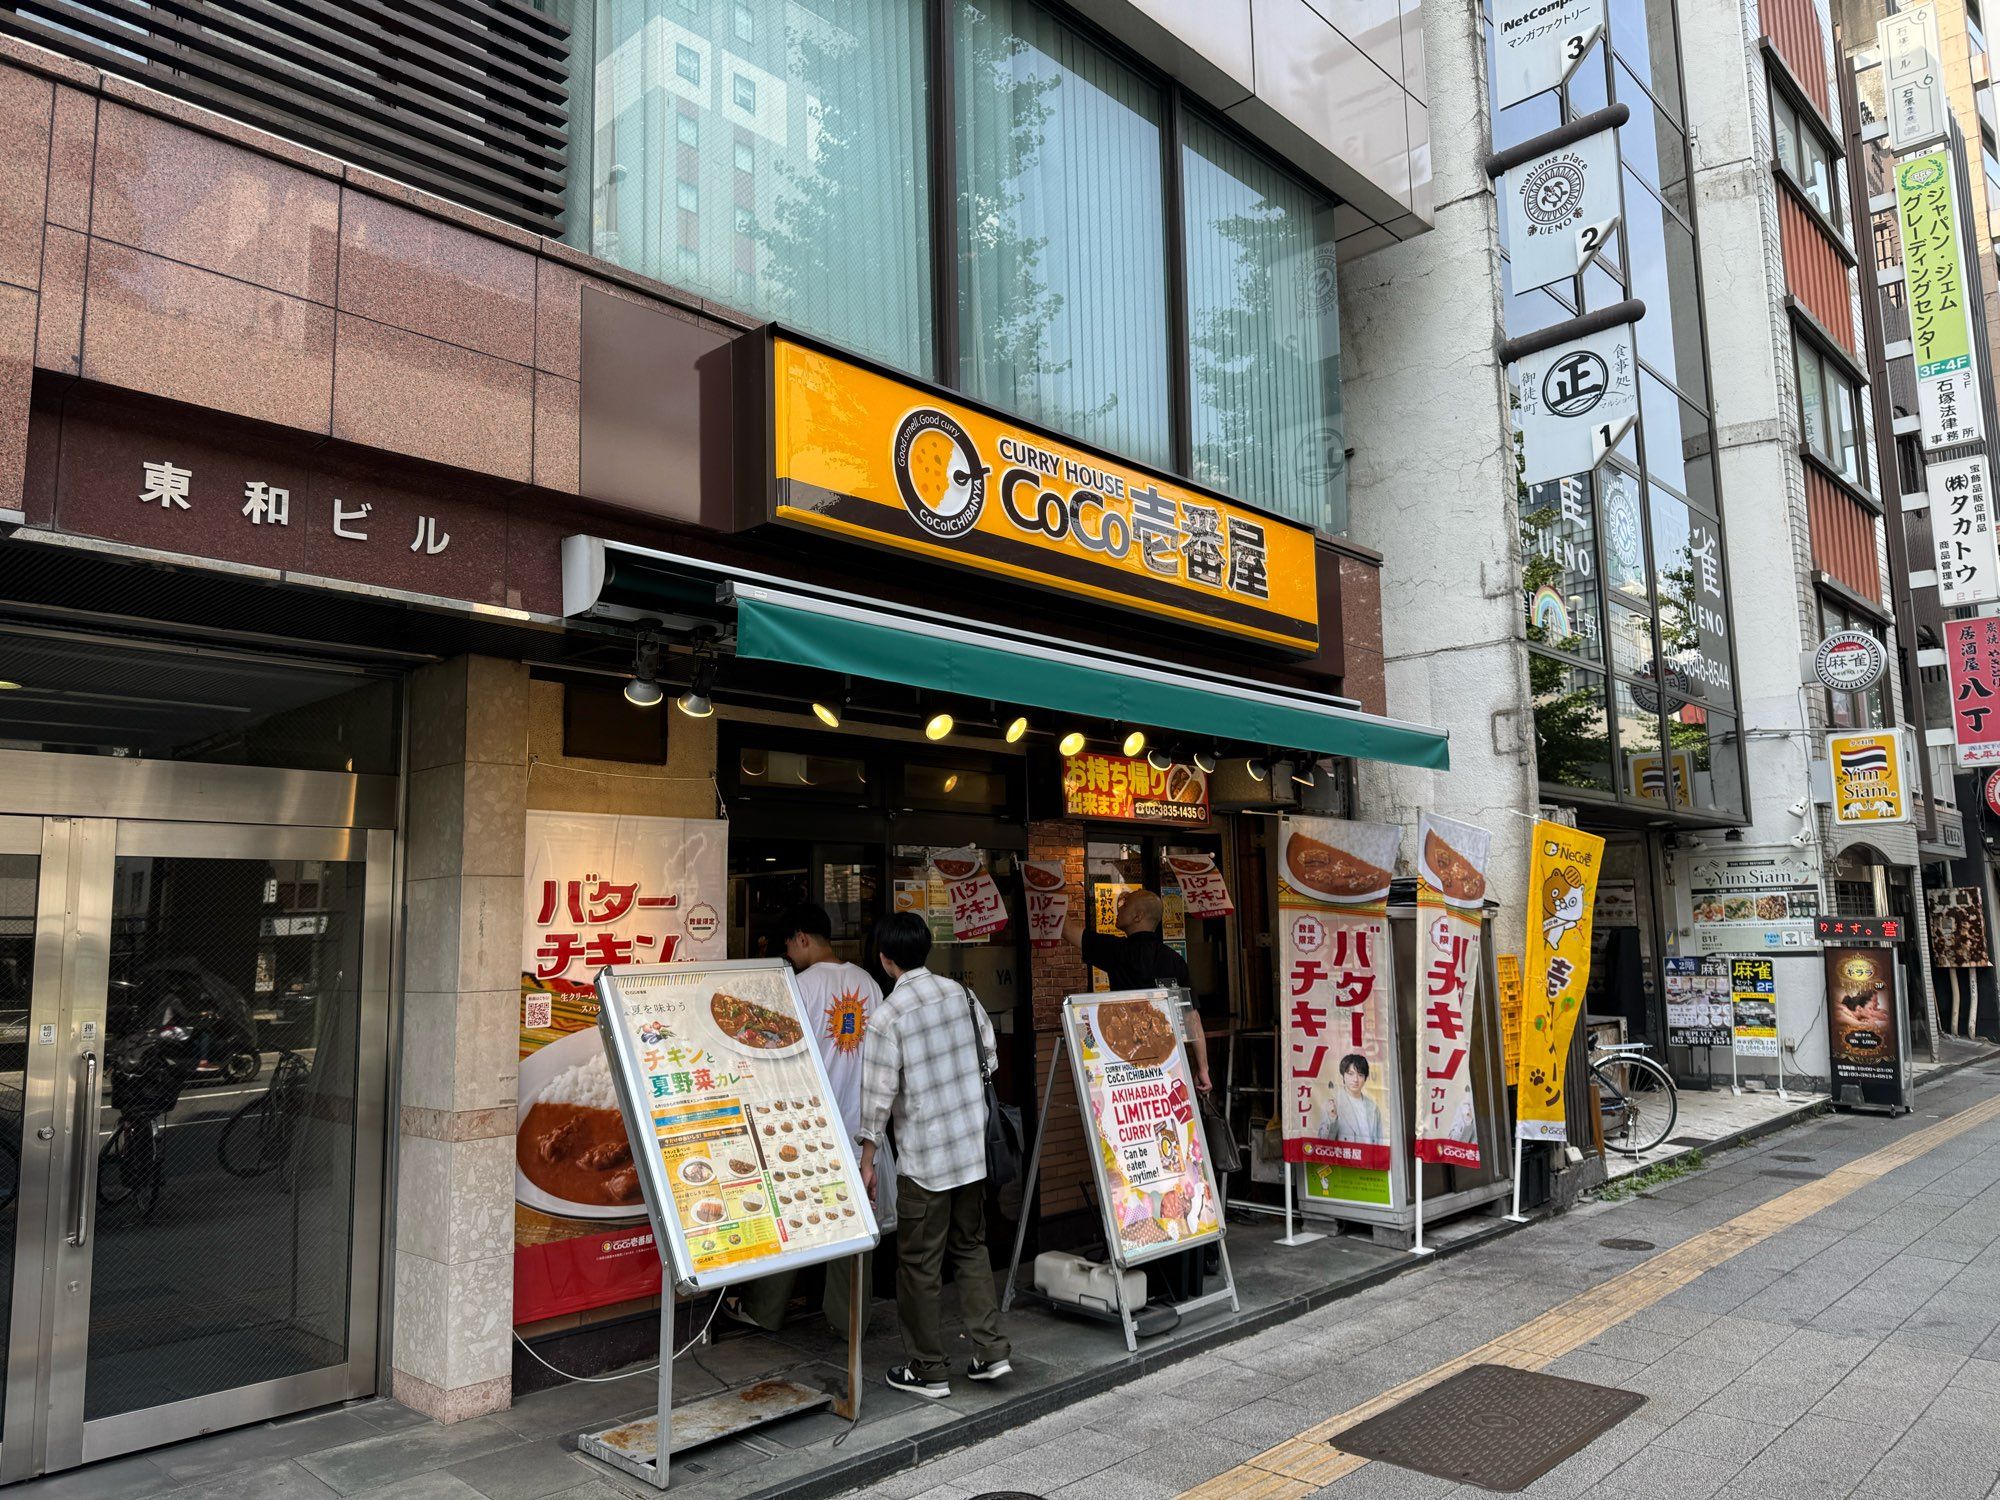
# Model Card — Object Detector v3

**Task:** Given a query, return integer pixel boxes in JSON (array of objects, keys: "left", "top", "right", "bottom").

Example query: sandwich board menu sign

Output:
[
  {"left": 593, "top": 959, "right": 878, "bottom": 1294},
  {"left": 1063, "top": 989, "right": 1223, "bottom": 1266}
]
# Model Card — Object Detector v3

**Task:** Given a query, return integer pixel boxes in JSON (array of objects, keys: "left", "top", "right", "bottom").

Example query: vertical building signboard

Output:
[
  {"left": 1881, "top": 6, "right": 1946, "bottom": 151},
  {"left": 1930, "top": 454, "right": 2000, "bottom": 604},
  {"left": 1895, "top": 149, "right": 1985, "bottom": 450},
  {"left": 1944, "top": 616, "right": 2000, "bottom": 765}
]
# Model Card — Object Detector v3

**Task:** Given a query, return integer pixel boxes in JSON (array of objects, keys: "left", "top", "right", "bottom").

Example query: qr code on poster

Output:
[{"left": 523, "top": 995, "right": 553, "bottom": 1030}]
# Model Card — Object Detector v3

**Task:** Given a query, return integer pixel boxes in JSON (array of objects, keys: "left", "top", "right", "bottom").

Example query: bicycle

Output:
[
  {"left": 1589, "top": 1037, "right": 1678, "bottom": 1155},
  {"left": 218, "top": 1050, "right": 310, "bottom": 1181}
]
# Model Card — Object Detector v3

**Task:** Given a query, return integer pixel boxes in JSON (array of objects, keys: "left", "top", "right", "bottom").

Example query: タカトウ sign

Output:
[{"left": 1931, "top": 454, "right": 2000, "bottom": 606}]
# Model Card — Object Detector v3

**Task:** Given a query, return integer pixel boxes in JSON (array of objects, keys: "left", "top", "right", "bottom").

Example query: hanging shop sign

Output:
[
  {"left": 1729, "top": 957, "right": 1778, "bottom": 1058},
  {"left": 1023, "top": 859, "right": 1070, "bottom": 947},
  {"left": 1823, "top": 945, "right": 1909, "bottom": 1111},
  {"left": 1502, "top": 129, "right": 1622, "bottom": 293},
  {"left": 1277, "top": 817, "right": 1403, "bottom": 1210},
  {"left": 750, "top": 333, "right": 1320, "bottom": 651},
  {"left": 1813, "top": 915, "right": 1905, "bottom": 942},
  {"left": 1414, "top": 814, "right": 1493, "bottom": 1167},
  {"left": 1931, "top": 455, "right": 2000, "bottom": 606},
  {"left": 1927, "top": 886, "right": 1991, "bottom": 968},
  {"left": 1945, "top": 616, "right": 2000, "bottom": 764},
  {"left": 930, "top": 847, "right": 1009, "bottom": 940},
  {"left": 1664, "top": 956, "right": 1733, "bottom": 1047},
  {"left": 1492, "top": 0, "right": 1607, "bottom": 109},
  {"left": 1813, "top": 630, "right": 1889, "bottom": 695},
  {"left": 593, "top": 960, "right": 878, "bottom": 1294},
  {"left": 1686, "top": 843, "right": 1820, "bottom": 953},
  {"left": 1062, "top": 753, "right": 1210, "bottom": 824},
  {"left": 1882, "top": 6, "right": 1947, "bottom": 152},
  {"left": 1987, "top": 767, "right": 2000, "bottom": 818},
  {"left": 1163, "top": 851, "right": 1234, "bottom": 918},
  {"left": 1064, "top": 990, "right": 1224, "bottom": 1265},
  {"left": 1895, "top": 149, "right": 1985, "bottom": 450},
  {"left": 1517, "top": 821, "right": 1606, "bottom": 1142},
  {"left": 516, "top": 812, "right": 728, "bottom": 1322},
  {"left": 1828, "top": 728, "right": 1912, "bottom": 824},
  {"left": 1515, "top": 324, "right": 1640, "bottom": 487}
]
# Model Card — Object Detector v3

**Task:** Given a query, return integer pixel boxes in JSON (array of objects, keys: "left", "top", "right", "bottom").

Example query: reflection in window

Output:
[
  {"left": 738, "top": 748, "right": 869, "bottom": 794},
  {"left": 1182, "top": 114, "right": 1345, "bottom": 533},
  {"left": 957, "top": 0, "right": 1171, "bottom": 464},
  {"left": 1668, "top": 700, "right": 1744, "bottom": 815},
  {"left": 1600, "top": 466, "right": 1651, "bottom": 605},
  {"left": 1609, "top": 0, "right": 1683, "bottom": 121},
  {"left": 1533, "top": 657, "right": 1615, "bottom": 792},
  {"left": 1521, "top": 476, "right": 1604, "bottom": 664},
  {"left": 1615, "top": 679, "right": 1667, "bottom": 805},
  {"left": 1650, "top": 491, "right": 1733, "bottom": 700},
  {"left": 1608, "top": 602, "right": 1654, "bottom": 677},
  {"left": 585, "top": 0, "right": 933, "bottom": 373},
  {"left": 1617, "top": 61, "right": 1689, "bottom": 216},
  {"left": 1623, "top": 172, "right": 1707, "bottom": 405},
  {"left": 1772, "top": 88, "right": 1838, "bottom": 225},
  {"left": 1794, "top": 335, "right": 1863, "bottom": 486}
]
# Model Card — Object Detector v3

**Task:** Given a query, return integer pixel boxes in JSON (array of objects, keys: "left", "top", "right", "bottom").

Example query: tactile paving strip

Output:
[{"left": 1330, "top": 1363, "right": 1646, "bottom": 1492}]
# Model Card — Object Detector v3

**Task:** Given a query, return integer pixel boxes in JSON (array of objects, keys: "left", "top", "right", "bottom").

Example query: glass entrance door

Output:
[{"left": 0, "top": 817, "right": 390, "bottom": 1482}]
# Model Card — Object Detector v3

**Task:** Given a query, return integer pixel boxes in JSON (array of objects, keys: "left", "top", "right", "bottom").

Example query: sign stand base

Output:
[
  {"left": 1501, "top": 1137, "right": 1529, "bottom": 1223},
  {"left": 1001, "top": 1013, "right": 1240, "bottom": 1353},
  {"left": 1275, "top": 1161, "right": 1325, "bottom": 1246}
]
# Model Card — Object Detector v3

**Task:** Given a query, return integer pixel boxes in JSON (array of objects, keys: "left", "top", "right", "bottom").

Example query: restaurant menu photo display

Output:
[
  {"left": 1065, "top": 990, "right": 1223, "bottom": 1266},
  {"left": 594, "top": 960, "right": 879, "bottom": 1292}
]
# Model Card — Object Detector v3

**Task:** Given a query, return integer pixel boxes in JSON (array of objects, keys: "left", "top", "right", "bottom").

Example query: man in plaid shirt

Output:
[{"left": 857, "top": 910, "right": 1012, "bottom": 1397}]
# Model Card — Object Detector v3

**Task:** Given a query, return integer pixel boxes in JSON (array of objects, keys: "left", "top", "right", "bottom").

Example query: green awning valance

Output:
[{"left": 730, "top": 588, "right": 1450, "bottom": 771}]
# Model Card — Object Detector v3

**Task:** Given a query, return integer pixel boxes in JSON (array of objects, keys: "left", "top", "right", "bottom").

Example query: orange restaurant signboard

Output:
[
  {"left": 751, "top": 332, "right": 1321, "bottom": 651},
  {"left": 1063, "top": 753, "right": 1211, "bottom": 824}
]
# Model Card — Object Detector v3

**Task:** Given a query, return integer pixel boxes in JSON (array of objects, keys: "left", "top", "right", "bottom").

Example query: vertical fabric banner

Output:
[
  {"left": 1277, "top": 817, "right": 1402, "bottom": 1207},
  {"left": 1496, "top": 954, "right": 1524, "bottom": 1087},
  {"left": 1517, "top": 821, "right": 1605, "bottom": 1142},
  {"left": 517, "top": 812, "right": 728, "bottom": 1323},
  {"left": 1415, "top": 814, "right": 1493, "bottom": 1167}
]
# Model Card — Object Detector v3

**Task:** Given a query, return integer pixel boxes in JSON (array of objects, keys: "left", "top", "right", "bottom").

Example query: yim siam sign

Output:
[{"left": 746, "top": 332, "right": 1321, "bottom": 651}]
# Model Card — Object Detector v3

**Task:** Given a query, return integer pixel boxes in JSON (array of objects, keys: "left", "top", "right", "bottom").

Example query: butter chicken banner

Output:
[
  {"left": 930, "top": 847, "right": 1009, "bottom": 940},
  {"left": 517, "top": 813, "right": 727, "bottom": 1322},
  {"left": 1065, "top": 991, "right": 1224, "bottom": 1266},
  {"left": 1023, "top": 859, "right": 1070, "bottom": 947},
  {"left": 1415, "top": 813, "right": 1493, "bottom": 1168},
  {"left": 1518, "top": 821, "right": 1605, "bottom": 1143},
  {"left": 758, "top": 335, "right": 1319, "bottom": 651},
  {"left": 1278, "top": 817, "right": 1401, "bottom": 1207}
]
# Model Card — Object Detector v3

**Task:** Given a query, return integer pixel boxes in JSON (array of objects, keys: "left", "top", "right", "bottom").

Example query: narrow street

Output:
[{"left": 865, "top": 1063, "right": 2000, "bottom": 1500}]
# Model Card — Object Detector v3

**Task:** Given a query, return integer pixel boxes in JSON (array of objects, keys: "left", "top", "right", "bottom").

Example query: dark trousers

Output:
[{"left": 894, "top": 1174, "right": 1009, "bottom": 1379}]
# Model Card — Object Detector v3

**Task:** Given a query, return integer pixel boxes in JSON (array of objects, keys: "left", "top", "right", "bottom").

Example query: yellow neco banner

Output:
[{"left": 1517, "top": 821, "right": 1606, "bottom": 1142}]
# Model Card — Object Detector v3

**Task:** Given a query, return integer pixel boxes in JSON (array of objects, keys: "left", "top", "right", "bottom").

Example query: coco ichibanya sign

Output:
[
  {"left": 753, "top": 335, "right": 1319, "bottom": 651},
  {"left": 1895, "top": 149, "right": 1985, "bottom": 450}
]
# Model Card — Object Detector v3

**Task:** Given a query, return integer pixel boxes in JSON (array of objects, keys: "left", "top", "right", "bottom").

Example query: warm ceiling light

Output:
[
  {"left": 1246, "top": 757, "right": 1268, "bottom": 783},
  {"left": 676, "top": 656, "right": 717, "bottom": 718},
  {"left": 0, "top": 680, "right": 19, "bottom": 692},
  {"left": 624, "top": 677, "right": 664, "bottom": 708},
  {"left": 624, "top": 634, "right": 663, "bottom": 708},
  {"left": 1193, "top": 750, "right": 1217, "bottom": 774},
  {"left": 1004, "top": 714, "right": 1030, "bottom": 743},
  {"left": 925, "top": 712, "right": 954, "bottom": 740},
  {"left": 1122, "top": 729, "right": 1146, "bottom": 757},
  {"left": 812, "top": 698, "right": 842, "bottom": 729},
  {"left": 1059, "top": 730, "right": 1087, "bottom": 756},
  {"left": 1146, "top": 747, "right": 1173, "bottom": 772},
  {"left": 943, "top": 773, "right": 960, "bottom": 793},
  {"left": 1291, "top": 759, "right": 1317, "bottom": 788}
]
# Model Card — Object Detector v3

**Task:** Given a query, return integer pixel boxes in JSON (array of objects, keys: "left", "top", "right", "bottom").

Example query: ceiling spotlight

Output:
[
  {"left": 1005, "top": 714, "right": 1030, "bottom": 743},
  {"left": 925, "top": 712, "right": 954, "bottom": 740},
  {"left": 1291, "top": 758, "right": 1317, "bottom": 788},
  {"left": 1059, "top": 730, "right": 1087, "bottom": 756},
  {"left": 0, "top": 680, "right": 19, "bottom": 692},
  {"left": 1147, "top": 747, "right": 1173, "bottom": 772},
  {"left": 1122, "top": 729, "right": 1147, "bottom": 757},
  {"left": 812, "top": 697, "right": 843, "bottom": 729},
  {"left": 1246, "top": 757, "right": 1268, "bottom": 783},
  {"left": 676, "top": 654, "right": 717, "bottom": 718},
  {"left": 624, "top": 632, "right": 664, "bottom": 708},
  {"left": 943, "top": 773, "right": 960, "bottom": 793},
  {"left": 1193, "top": 750, "right": 1217, "bottom": 774}
]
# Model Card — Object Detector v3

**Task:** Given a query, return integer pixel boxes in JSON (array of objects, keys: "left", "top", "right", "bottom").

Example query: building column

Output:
[{"left": 393, "top": 655, "right": 529, "bottom": 1421}]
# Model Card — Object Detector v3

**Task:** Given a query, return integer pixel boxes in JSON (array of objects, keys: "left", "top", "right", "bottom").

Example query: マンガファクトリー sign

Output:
[
  {"left": 1895, "top": 148, "right": 1985, "bottom": 450},
  {"left": 1062, "top": 753, "right": 1210, "bottom": 824},
  {"left": 1491, "top": 0, "right": 1606, "bottom": 108},
  {"left": 752, "top": 334, "right": 1320, "bottom": 651}
]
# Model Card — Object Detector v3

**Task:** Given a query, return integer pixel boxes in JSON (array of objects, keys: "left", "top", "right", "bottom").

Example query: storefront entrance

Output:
[{"left": 0, "top": 753, "right": 394, "bottom": 1482}]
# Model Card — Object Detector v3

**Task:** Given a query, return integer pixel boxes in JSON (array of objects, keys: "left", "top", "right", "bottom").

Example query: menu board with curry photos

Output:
[
  {"left": 1064, "top": 990, "right": 1223, "bottom": 1268},
  {"left": 593, "top": 960, "right": 878, "bottom": 1294}
]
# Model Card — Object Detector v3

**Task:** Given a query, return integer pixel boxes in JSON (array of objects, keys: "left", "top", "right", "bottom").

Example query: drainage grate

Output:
[
  {"left": 1664, "top": 1136, "right": 1711, "bottom": 1147},
  {"left": 970, "top": 1494, "right": 1044, "bottom": 1499},
  {"left": 1761, "top": 1169, "right": 1820, "bottom": 1182},
  {"left": 1771, "top": 1153, "right": 1815, "bottom": 1163},
  {"left": 1598, "top": 1237, "right": 1656, "bottom": 1251},
  {"left": 1332, "top": 1364, "right": 1646, "bottom": 1491}
]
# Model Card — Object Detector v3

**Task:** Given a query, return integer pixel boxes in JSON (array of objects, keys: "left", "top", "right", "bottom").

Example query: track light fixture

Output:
[
  {"left": 1147, "top": 746, "right": 1173, "bottom": 772},
  {"left": 1193, "top": 750, "right": 1217, "bottom": 775},
  {"left": 925, "top": 712, "right": 954, "bottom": 741},
  {"left": 1005, "top": 714, "right": 1031, "bottom": 744},
  {"left": 1246, "top": 756, "right": 1268, "bottom": 783},
  {"left": 1059, "top": 730, "right": 1087, "bottom": 756},
  {"left": 1122, "top": 728, "right": 1146, "bottom": 757},
  {"left": 624, "top": 628, "right": 664, "bottom": 708}
]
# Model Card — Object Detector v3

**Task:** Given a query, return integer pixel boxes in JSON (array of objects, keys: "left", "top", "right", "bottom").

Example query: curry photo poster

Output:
[
  {"left": 1517, "top": 821, "right": 1606, "bottom": 1142},
  {"left": 594, "top": 960, "right": 878, "bottom": 1295},
  {"left": 515, "top": 812, "right": 727, "bottom": 1320},
  {"left": 1276, "top": 816, "right": 1406, "bottom": 1213}
]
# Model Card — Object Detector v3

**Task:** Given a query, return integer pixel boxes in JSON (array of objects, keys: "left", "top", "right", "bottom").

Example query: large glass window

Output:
[
  {"left": 956, "top": 0, "right": 1171, "bottom": 465},
  {"left": 1182, "top": 113, "right": 1346, "bottom": 533},
  {"left": 1533, "top": 660, "right": 1615, "bottom": 792},
  {"left": 583, "top": 0, "right": 933, "bottom": 372},
  {"left": 1772, "top": 89, "right": 1837, "bottom": 225},
  {"left": 1795, "top": 335, "right": 1862, "bottom": 486},
  {"left": 1521, "top": 476, "right": 1604, "bottom": 664}
]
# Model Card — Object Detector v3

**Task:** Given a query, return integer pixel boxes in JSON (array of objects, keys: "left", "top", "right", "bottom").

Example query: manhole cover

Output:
[
  {"left": 1761, "top": 1169, "right": 1820, "bottom": 1182},
  {"left": 1771, "top": 1153, "right": 1814, "bottom": 1163},
  {"left": 1599, "top": 1237, "right": 1655, "bottom": 1251},
  {"left": 1333, "top": 1364, "right": 1645, "bottom": 1491}
]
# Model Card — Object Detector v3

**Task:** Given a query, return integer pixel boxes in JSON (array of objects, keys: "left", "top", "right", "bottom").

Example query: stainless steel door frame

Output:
[
  {"left": 0, "top": 751, "right": 397, "bottom": 832},
  {"left": 0, "top": 812, "right": 394, "bottom": 1479}
]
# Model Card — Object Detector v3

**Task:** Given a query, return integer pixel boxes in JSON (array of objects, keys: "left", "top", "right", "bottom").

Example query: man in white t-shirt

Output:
[{"left": 728, "top": 904, "right": 884, "bottom": 1336}]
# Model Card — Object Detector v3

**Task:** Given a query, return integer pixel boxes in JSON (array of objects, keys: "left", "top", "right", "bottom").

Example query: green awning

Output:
[{"left": 730, "top": 587, "right": 1450, "bottom": 771}]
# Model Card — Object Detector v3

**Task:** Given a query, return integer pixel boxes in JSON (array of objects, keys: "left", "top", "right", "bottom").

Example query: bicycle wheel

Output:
[
  {"left": 218, "top": 1092, "right": 285, "bottom": 1179},
  {"left": 1596, "top": 1055, "right": 1678, "bottom": 1155}
]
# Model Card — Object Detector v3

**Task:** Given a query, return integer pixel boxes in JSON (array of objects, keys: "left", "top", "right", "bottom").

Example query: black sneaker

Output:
[
  {"left": 967, "top": 1357, "right": 1012, "bottom": 1381},
  {"left": 885, "top": 1364, "right": 949, "bottom": 1399}
]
